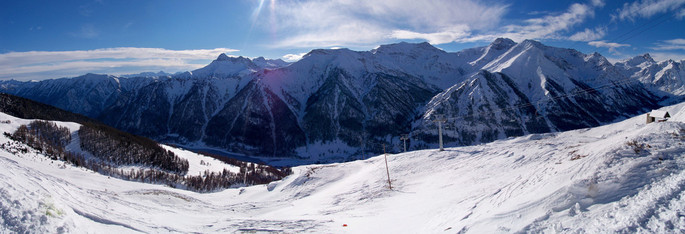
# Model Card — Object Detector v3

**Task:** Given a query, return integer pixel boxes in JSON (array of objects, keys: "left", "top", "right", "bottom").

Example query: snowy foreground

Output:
[{"left": 2, "top": 103, "right": 685, "bottom": 233}]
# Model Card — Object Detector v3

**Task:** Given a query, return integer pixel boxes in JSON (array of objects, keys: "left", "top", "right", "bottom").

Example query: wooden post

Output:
[{"left": 383, "top": 144, "right": 392, "bottom": 190}]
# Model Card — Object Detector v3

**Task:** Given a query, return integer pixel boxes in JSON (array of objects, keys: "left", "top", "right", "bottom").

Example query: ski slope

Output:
[{"left": 2, "top": 102, "right": 685, "bottom": 233}]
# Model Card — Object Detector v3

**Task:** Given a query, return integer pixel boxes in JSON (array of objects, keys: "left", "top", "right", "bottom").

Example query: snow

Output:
[
  {"left": 2, "top": 101, "right": 685, "bottom": 232},
  {"left": 650, "top": 110, "right": 671, "bottom": 118},
  {"left": 161, "top": 145, "right": 240, "bottom": 175},
  {"left": 186, "top": 54, "right": 290, "bottom": 79},
  {"left": 5, "top": 39, "right": 675, "bottom": 163},
  {"left": 616, "top": 55, "right": 685, "bottom": 96}
]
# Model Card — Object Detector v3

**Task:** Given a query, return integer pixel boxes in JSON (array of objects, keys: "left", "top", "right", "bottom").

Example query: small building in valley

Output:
[{"left": 646, "top": 110, "right": 671, "bottom": 123}]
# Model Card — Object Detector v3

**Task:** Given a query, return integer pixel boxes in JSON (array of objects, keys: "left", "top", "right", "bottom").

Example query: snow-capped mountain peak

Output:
[
  {"left": 615, "top": 54, "right": 685, "bottom": 96},
  {"left": 187, "top": 55, "right": 260, "bottom": 78},
  {"left": 252, "top": 57, "right": 290, "bottom": 69},
  {"left": 216, "top": 53, "right": 231, "bottom": 61},
  {"left": 468, "top": 38, "right": 517, "bottom": 67},
  {"left": 490, "top": 37, "right": 516, "bottom": 50},
  {"left": 371, "top": 41, "right": 444, "bottom": 56},
  {"left": 623, "top": 53, "right": 656, "bottom": 67},
  {"left": 0, "top": 38, "right": 675, "bottom": 162}
]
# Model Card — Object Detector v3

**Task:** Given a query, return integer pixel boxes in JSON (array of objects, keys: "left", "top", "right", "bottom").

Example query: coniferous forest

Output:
[{"left": 0, "top": 93, "right": 290, "bottom": 192}]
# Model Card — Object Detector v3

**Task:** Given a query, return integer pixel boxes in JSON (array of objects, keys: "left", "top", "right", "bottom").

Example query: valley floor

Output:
[{"left": 2, "top": 102, "right": 685, "bottom": 233}]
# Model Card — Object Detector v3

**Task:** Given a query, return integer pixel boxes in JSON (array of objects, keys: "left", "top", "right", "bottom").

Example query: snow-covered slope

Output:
[
  {"left": 616, "top": 54, "right": 685, "bottom": 97},
  {"left": 3, "top": 101, "right": 685, "bottom": 232},
  {"left": 417, "top": 40, "right": 658, "bottom": 146}
]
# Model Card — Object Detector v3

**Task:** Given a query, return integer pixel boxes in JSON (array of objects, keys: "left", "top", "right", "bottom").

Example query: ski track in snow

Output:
[{"left": 1, "top": 102, "right": 685, "bottom": 232}]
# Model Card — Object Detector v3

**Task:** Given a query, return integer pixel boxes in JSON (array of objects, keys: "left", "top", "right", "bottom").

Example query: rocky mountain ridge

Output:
[{"left": 1, "top": 39, "right": 680, "bottom": 162}]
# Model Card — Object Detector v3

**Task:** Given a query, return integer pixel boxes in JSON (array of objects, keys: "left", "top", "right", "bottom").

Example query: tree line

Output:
[
  {"left": 78, "top": 123, "right": 189, "bottom": 174},
  {"left": 3, "top": 120, "right": 291, "bottom": 192}
]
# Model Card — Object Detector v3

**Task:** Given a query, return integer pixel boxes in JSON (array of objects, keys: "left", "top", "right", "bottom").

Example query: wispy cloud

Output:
[
  {"left": 78, "top": 0, "right": 103, "bottom": 17},
  {"left": 678, "top": 8, "right": 685, "bottom": 18},
  {"left": 123, "top": 21, "right": 134, "bottom": 30},
  {"left": 70, "top": 24, "right": 99, "bottom": 39},
  {"left": 282, "top": 52, "right": 308, "bottom": 62},
  {"left": 649, "top": 52, "right": 685, "bottom": 61},
  {"left": 651, "top": 38, "right": 685, "bottom": 50},
  {"left": 457, "top": 2, "right": 600, "bottom": 43},
  {"left": 391, "top": 25, "right": 471, "bottom": 44},
  {"left": 265, "top": 0, "right": 610, "bottom": 48},
  {"left": 495, "top": 3, "right": 596, "bottom": 41},
  {"left": 614, "top": 0, "right": 685, "bottom": 21},
  {"left": 0, "top": 47, "right": 238, "bottom": 80},
  {"left": 261, "top": 0, "right": 609, "bottom": 47},
  {"left": 569, "top": 26, "right": 607, "bottom": 41},
  {"left": 264, "top": 0, "right": 508, "bottom": 48},
  {"left": 591, "top": 0, "right": 606, "bottom": 7},
  {"left": 588, "top": 40, "right": 630, "bottom": 54}
]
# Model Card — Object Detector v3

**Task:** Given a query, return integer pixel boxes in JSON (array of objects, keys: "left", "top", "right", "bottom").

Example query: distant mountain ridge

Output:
[
  {"left": 1, "top": 39, "right": 680, "bottom": 162},
  {"left": 615, "top": 53, "right": 685, "bottom": 96}
]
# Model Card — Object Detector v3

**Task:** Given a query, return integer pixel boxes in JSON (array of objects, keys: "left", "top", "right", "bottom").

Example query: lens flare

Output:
[
  {"left": 251, "top": 0, "right": 265, "bottom": 23},
  {"left": 269, "top": 0, "right": 277, "bottom": 40}
]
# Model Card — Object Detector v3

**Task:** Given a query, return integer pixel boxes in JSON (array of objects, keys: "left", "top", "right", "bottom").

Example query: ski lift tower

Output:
[
  {"left": 433, "top": 114, "right": 447, "bottom": 151},
  {"left": 400, "top": 134, "right": 409, "bottom": 152}
]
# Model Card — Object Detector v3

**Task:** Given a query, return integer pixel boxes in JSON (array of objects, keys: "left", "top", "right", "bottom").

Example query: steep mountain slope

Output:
[
  {"left": 0, "top": 74, "right": 154, "bottom": 118},
  {"left": 203, "top": 79, "right": 306, "bottom": 156},
  {"left": 0, "top": 39, "right": 672, "bottom": 161},
  {"left": 99, "top": 76, "right": 252, "bottom": 142},
  {"left": 416, "top": 71, "right": 551, "bottom": 145},
  {"left": 415, "top": 40, "right": 658, "bottom": 146},
  {"left": 2, "top": 101, "right": 684, "bottom": 232},
  {"left": 255, "top": 46, "right": 444, "bottom": 156}
]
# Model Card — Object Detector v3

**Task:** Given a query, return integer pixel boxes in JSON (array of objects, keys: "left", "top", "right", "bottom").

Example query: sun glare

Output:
[{"left": 251, "top": 0, "right": 266, "bottom": 22}]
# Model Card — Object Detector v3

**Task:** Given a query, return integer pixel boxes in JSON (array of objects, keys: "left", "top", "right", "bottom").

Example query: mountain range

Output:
[{"left": 2, "top": 38, "right": 684, "bottom": 163}]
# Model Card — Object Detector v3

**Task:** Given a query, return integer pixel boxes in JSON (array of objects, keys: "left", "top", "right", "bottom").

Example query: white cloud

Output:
[
  {"left": 273, "top": 23, "right": 389, "bottom": 48},
  {"left": 615, "top": 0, "right": 685, "bottom": 21},
  {"left": 264, "top": 0, "right": 508, "bottom": 48},
  {"left": 456, "top": 2, "right": 598, "bottom": 43},
  {"left": 649, "top": 52, "right": 685, "bottom": 61},
  {"left": 665, "top": 38, "right": 685, "bottom": 45},
  {"left": 391, "top": 25, "right": 471, "bottom": 44},
  {"left": 589, "top": 41, "right": 630, "bottom": 48},
  {"left": 591, "top": 0, "right": 606, "bottom": 7},
  {"left": 0, "top": 47, "right": 238, "bottom": 80},
  {"left": 282, "top": 52, "right": 308, "bottom": 62},
  {"left": 588, "top": 40, "right": 630, "bottom": 54},
  {"left": 569, "top": 27, "right": 607, "bottom": 41},
  {"left": 263, "top": 0, "right": 604, "bottom": 47},
  {"left": 678, "top": 8, "right": 685, "bottom": 18},
  {"left": 651, "top": 38, "right": 685, "bottom": 50},
  {"left": 504, "top": 3, "right": 595, "bottom": 41}
]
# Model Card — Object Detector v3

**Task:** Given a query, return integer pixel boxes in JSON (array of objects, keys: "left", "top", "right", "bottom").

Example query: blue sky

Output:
[{"left": 1, "top": 0, "right": 684, "bottom": 80}]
